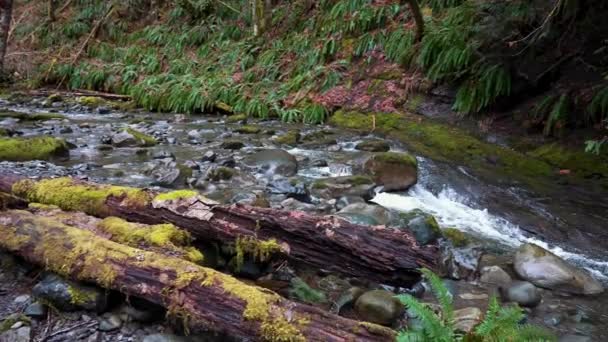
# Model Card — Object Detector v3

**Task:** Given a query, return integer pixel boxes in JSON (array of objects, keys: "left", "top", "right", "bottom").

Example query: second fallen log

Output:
[
  {"left": 2, "top": 175, "right": 440, "bottom": 286},
  {"left": 0, "top": 210, "right": 395, "bottom": 341}
]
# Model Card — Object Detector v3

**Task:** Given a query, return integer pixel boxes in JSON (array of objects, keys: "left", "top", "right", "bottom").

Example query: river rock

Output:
[
  {"left": 310, "top": 175, "right": 376, "bottom": 200},
  {"left": 441, "top": 246, "right": 482, "bottom": 280},
  {"left": 337, "top": 203, "right": 393, "bottom": 226},
  {"left": 201, "top": 150, "right": 217, "bottom": 162},
  {"left": 280, "top": 198, "right": 318, "bottom": 212},
  {"left": 500, "top": 281, "right": 541, "bottom": 307},
  {"left": 99, "top": 313, "right": 122, "bottom": 331},
  {"left": 24, "top": 302, "right": 48, "bottom": 319},
  {"left": 268, "top": 177, "right": 309, "bottom": 202},
  {"left": 394, "top": 210, "right": 441, "bottom": 245},
  {"left": 363, "top": 152, "right": 417, "bottom": 192},
  {"left": 32, "top": 273, "right": 107, "bottom": 312},
  {"left": 243, "top": 149, "right": 298, "bottom": 176},
  {"left": 453, "top": 307, "right": 482, "bottom": 333},
  {"left": 335, "top": 196, "right": 365, "bottom": 211},
  {"left": 480, "top": 265, "right": 512, "bottom": 285},
  {"left": 355, "top": 139, "right": 390, "bottom": 152},
  {"left": 111, "top": 128, "right": 156, "bottom": 147},
  {"left": 0, "top": 326, "right": 30, "bottom": 342},
  {"left": 354, "top": 290, "right": 403, "bottom": 326},
  {"left": 144, "top": 159, "right": 192, "bottom": 187},
  {"left": 220, "top": 140, "right": 244, "bottom": 150},
  {"left": 513, "top": 243, "right": 603, "bottom": 295}
]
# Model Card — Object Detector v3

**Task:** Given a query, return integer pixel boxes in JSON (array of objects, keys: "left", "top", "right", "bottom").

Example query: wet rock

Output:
[
  {"left": 220, "top": 140, "right": 244, "bottom": 150},
  {"left": 0, "top": 326, "right": 30, "bottom": 342},
  {"left": 152, "top": 150, "right": 175, "bottom": 160},
  {"left": 144, "top": 159, "right": 191, "bottom": 187},
  {"left": 480, "top": 265, "right": 512, "bottom": 285},
  {"left": 363, "top": 152, "right": 417, "bottom": 192},
  {"left": 13, "top": 294, "right": 30, "bottom": 305},
  {"left": 337, "top": 203, "right": 393, "bottom": 226},
  {"left": 354, "top": 290, "right": 403, "bottom": 326},
  {"left": 355, "top": 139, "right": 390, "bottom": 152},
  {"left": 310, "top": 175, "right": 376, "bottom": 200},
  {"left": 96, "top": 106, "right": 111, "bottom": 115},
  {"left": 24, "top": 302, "right": 48, "bottom": 319},
  {"left": 441, "top": 245, "right": 482, "bottom": 280},
  {"left": 514, "top": 243, "right": 604, "bottom": 295},
  {"left": 205, "top": 166, "right": 235, "bottom": 181},
  {"left": 226, "top": 114, "right": 247, "bottom": 124},
  {"left": 234, "top": 125, "right": 261, "bottom": 134},
  {"left": 333, "top": 287, "right": 365, "bottom": 314},
  {"left": 99, "top": 313, "right": 122, "bottom": 331},
  {"left": 273, "top": 129, "right": 300, "bottom": 146},
  {"left": 201, "top": 150, "right": 216, "bottom": 162},
  {"left": 442, "top": 228, "right": 470, "bottom": 247},
  {"left": 310, "top": 159, "right": 328, "bottom": 167},
  {"left": 335, "top": 196, "right": 365, "bottom": 211},
  {"left": 280, "top": 198, "right": 318, "bottom": 212},
  {"left": 243, "top": 149, "right": 298, "bottom": 177},
  {"left": 32, "top": 273, "right": 107, "bottom": 312},
  {"left": 453, "top": 307, "right": 482, "bottom": 333},
  {"left": 500, "top": 281, "right": 541, "bottom": 307},
  {"left": 111, "top": 128, "right": 156, "bottom": 147},
  {"left": 559, "top": 335, "right": 592, "bottom": 342},
  {"left": 300, "top": 131, "right": 337, "bottom": 148},
  {"left": 394, "top": 210, "right": 441, "bottom": 245},
  {"left": 96, "top": 144, "right": 114, "bottom": 151},
  {"left": 268, "top": 177, "right": 309, "bottom": 201}
]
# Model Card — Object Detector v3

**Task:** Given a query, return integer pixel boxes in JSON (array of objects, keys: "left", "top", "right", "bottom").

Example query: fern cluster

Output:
[{"left": 396, "top": 269, "right": 554, "bottom": 342}]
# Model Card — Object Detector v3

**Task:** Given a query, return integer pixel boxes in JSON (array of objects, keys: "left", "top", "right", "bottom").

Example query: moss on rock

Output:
[
  {"left": 235, "top": 125, "right": 262, "bottom": 134},
  {"left": 226, "top": 113, "right": 247, "bottom": 123},
  {"left": 0, "top": 137, "right": 69, "bottom": 161},
  {"left": 125, "top": 128, "right": 157, "bottom": 147},
  {"left": 442, "top": 228, "right": 469, "bottom": 247},
  {"left": 77, "top": 96, "right": 106, "bottom": 107},
  {"left": 274, "top": 129, "right": 300, "bottom": 146},
  {"left": 329, "top": 110, "right": 575, "bottom": 191},
  {"left": 0, "top": 111, "right": 65, "bottom": 121}
]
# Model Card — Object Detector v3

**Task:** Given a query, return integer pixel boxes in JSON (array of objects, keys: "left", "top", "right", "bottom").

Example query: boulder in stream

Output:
[
  {"left": 337, "top": 203, "right": 394, "bottom": 226},
  {"left": 242, "top": 149, "right": 298, "bottom": 176},
  {"left": 355, "top": 139, "right": 390, "bottom": 152},
  {"left": 513, "top": 243, "right": 603, "bottom": 295},
  {"left": 0, "top": 137, "right": 69, "bottom": 161},
  {"left": 500, "top": 281, "right": 542, "bottom": 307},
  {"left": 363, "top": 152, "right": 417, "bottom": 191},
  {"left": 310, "top": 175, "right": 376, "bottom": 200},
  {"left": 111, "top": 128, "right": 157, "bottom": 147}
]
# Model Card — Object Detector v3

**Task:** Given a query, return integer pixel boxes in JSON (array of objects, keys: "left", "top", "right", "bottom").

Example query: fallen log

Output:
[
  {"left": 0, "top": 210, "right": 395, "bottom": 341},
  {"left": 0, "top": 174, "right": 440, "bottom": 286},
  {"left": 25, "top": 88, "right": 132, "bottom": 101}
]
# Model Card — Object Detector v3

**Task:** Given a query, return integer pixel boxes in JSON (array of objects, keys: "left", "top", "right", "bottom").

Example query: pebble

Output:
[
  {"left": 13, "top": 294, "right": 30, "bottom": 305},
  {"left": 24, "top": 302, "right": 48, "bottom": 318},
  {"left": 99, "top": 313, "right": 122, "bottom": 332},
  {"left": 11, "top": 321, "right": 24, "bottom": 329}
]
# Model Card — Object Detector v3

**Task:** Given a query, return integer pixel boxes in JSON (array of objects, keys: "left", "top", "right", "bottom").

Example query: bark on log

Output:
[
  {"left": 0, "top": 174, "right": 440, "bottom": 286},
  {"left": 0, "top": 210, "right": 395, "bottom": 341},
  {"left": 25, "top": 89, "right": 132, "bottom": 101}
]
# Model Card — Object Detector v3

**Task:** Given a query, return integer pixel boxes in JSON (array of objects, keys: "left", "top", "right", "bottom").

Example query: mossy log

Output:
[
  {"left": 0, "top": 210, "right": 395, "bottom": 341},
  {"left": 0, "top": 174, "right": 440, "bottom": 286}
]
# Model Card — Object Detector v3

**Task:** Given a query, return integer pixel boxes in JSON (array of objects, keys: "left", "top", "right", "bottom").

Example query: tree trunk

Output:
[
  {"left": 0, "top": 210, "right": 395, "bottom": 341},
  {"left": 406, "top": 0, "right": 424, "bottom": 41},
  {"left": 252, "top": 0, "right": 266, "bottom": 36},
  {"left": 0, "top": 175, "right": 440, "bottom": 286},
  {"left": 0, "top": 0, "right": 13, "bottom": 71}
]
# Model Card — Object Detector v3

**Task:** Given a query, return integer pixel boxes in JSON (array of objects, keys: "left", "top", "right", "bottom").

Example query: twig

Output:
[
  {"left": 215, "top": 0, "right": 241, "bottom": 15},
  {"left": 57, "top": 0, "right": 73, "bottom": 14},
  {"left": 40, "top": 321, "right": 95, "bottom": 342}
]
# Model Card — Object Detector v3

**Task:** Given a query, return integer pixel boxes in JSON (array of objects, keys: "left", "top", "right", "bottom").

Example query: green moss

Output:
[
  {"left": 0, "top": 128, "right": 9, "bottom": 136},
  {"left": 97, "top": 217, "right": 202, "bottom": 263},
  {"left": 289, "top": 277, "right": 327, "bottom": 304},
  {"left": 125, "top": 128, "right": 157, "bottom": 147},
  {"left": 78, "top": 96, "right": 105, "bottom": 107},
  {"left": 67, "top": 285, "right": 97, "bottom": 306},
  {"left": 0, "top": 111, "right": 65, "bottom": 121},
  {"left": 0, "top": 314, "right": 31, "bottom": 333},
  {"left": 274, "top": 129, "right": 300, "bottom": 145},
  {"left": 207, "top": 167, "right": 235, "bottom": 181},
  {"left": 442, "top": 228, "right": 469, "bottom": 247},
  {"left": 528, "top": 143, "right": 608, "bottom": 179},
  {"left": 235, "top": 236, "right": 282, "bottom": 271},
  {"left": 425, "top": 216, "right": 441, "bottom": 236},
  {"left": 153, "top": 190, "right": 198, "bottom": 202},
  {"left": 28, "top": 202, "right": 60, "bottom": 211},
  {"left": 12, "top": 177, "right": 151, "bottom": 217},
  {"left": 373, "top": 152, "right": 417, "bottom": 166},
  {"left": 226, "top": 113, "right": 247, "bottom": 123},
  {"left": 311, "top": 180, "right": 327, "bottom": 189},
  {"left": 235, "top": 125, "right": 262, "bottom": 134},
  {"left": 329, "top": 110, "right": 566, "bottom": 191},
  {"left": 312, "top": 175, "right": 373, "bottom": 190},
  {"left": 0, "top": 137, "right": 69, "bottom": 161}
]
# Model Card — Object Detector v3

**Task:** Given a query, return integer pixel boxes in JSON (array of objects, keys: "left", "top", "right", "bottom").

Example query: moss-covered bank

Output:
[
  {"left": 0, "top": 136, "right": 69, "bottom": 161},
  {"left": 329, "top": 111, "right": 608, "bottom": 191}
]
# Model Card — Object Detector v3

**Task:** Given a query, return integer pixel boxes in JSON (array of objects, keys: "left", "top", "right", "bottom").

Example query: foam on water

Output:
[{"left": 372, "top": 185, "right": 608, "bottom": 282}]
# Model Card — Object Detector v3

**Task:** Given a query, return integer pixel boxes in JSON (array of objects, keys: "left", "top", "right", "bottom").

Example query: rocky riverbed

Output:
[{"left": 0, "top": 94, "right": 607, "bottom": 341}]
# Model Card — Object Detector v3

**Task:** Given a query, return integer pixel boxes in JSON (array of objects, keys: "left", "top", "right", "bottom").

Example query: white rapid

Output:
[{"left": 372, "top": 185, "right": 608, "bottom": 283}]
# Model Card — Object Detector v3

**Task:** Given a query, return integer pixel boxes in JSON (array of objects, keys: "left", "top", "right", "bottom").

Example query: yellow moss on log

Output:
[
  {"left": 0, "top": 211, "right": 308, "bottom": 341},
  {"left": 153, "top": 190, "right": 198, "bottom": 202},
  {"left": 98, "top": 217, "right": 203, "bottom": 263},
  {"left": 11, "top": 177, "right": 151, "bottom": 217},
  {"left": 235, "top": 236, "right": 282, "bottom": 271},
  {"left": 67, "top": 285, "right": 97, "bottom": 306}
]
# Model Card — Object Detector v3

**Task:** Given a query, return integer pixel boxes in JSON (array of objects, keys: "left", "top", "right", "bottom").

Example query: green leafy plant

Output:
[{"left": 396, "top": 268, "right": 554, "bottom": 341}]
